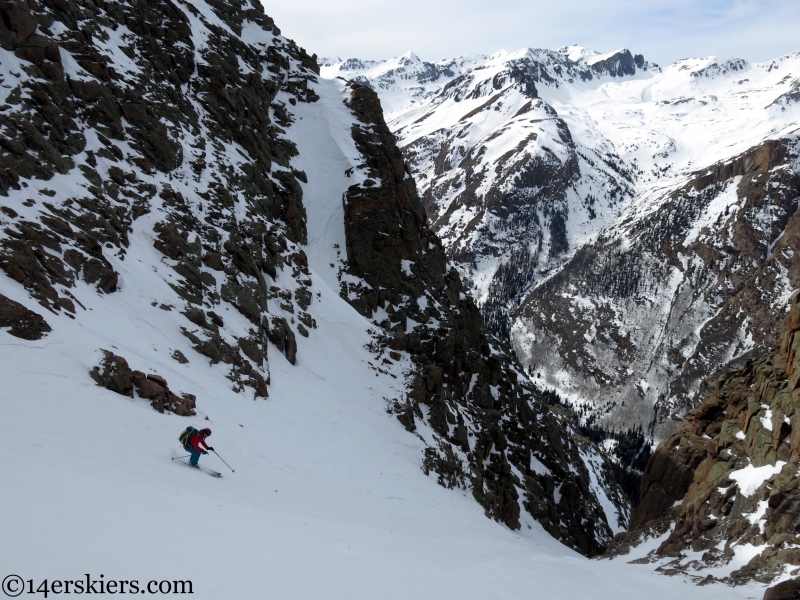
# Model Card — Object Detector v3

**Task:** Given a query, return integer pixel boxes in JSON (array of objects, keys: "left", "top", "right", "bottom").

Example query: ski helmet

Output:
[{"left": 202, "top": 428, "right": 212, "bottom": 436}]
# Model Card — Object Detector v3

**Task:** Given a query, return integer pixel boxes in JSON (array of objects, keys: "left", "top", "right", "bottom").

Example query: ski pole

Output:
[
  {"left": 212, "top": 450, "right": 235, "bottom": 472},
  {"left": 172, "top": 455, "right": 191, "bottom": 460}
]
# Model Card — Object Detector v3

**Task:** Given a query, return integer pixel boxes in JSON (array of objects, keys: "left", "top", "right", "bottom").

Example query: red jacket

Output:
[{"left": 187, "top": 433, "right": 210, "bottom": 452}]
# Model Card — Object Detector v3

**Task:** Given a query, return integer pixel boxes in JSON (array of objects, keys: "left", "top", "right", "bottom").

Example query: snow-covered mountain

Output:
[
  {"left": 513, "top": 53, "right": 800, "bottom": 439},
  {"left": 320, "top": 51, "right": 476, "bottom": 115},
  {"left": 0, "top": 0, "right": 656, "bottom": 586},
  {"left": 321, "top": 46, "right": 656, "bottom": 118},
  {"left": 324, "top": 47, "right": 800, "bottom": 445},
  {"left": 322, "top": 46, "right": 659, "bottom": 341},
  {"left": 514, "top": 136, "right": 800, "bottom": 440}
]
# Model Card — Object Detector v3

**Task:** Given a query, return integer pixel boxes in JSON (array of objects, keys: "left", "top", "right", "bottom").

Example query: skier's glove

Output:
[
  {"left": 207, "top": 447, "right": 214, "bottom": 451},
  {"left": 201, "top": 450, "right": 208, "bottom": 455}
]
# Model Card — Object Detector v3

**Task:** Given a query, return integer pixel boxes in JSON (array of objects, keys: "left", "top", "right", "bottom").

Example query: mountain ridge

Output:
[{"left": 325, "top": 45, "right": 800, "bottom": 451}]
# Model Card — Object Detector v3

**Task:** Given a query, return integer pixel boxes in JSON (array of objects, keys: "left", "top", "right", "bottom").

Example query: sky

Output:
[{"left": 260, "top": 0, "right": 800, "bottom": 67}]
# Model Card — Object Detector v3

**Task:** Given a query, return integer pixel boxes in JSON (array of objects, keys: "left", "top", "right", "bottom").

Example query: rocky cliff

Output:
[
  {"left": 0, "top": 0, "right": 326, "bottom": 399},
  {"left": 606, "top": 293, "right": 800, "bottom": 584},
  {"left": 339, "top": 80, "right": 628, "bottom": 554}
]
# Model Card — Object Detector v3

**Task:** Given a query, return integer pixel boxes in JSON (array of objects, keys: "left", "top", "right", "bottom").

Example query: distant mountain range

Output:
[{"left": 322, "top": 47, "right": 800, "bottom": 446}]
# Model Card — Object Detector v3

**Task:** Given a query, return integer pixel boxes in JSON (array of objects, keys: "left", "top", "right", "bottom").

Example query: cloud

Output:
[{"left": 261, "top": 0, "right": 800, "bottom": 65}]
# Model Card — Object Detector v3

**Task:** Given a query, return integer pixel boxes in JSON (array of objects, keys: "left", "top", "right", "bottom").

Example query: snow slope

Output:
[
  {"left": 546, "top": 53, "right": 800, "bottom": 207},
  {"left": 1, "top": 333, "right": 762, "bottom": 599},
  {"left": 0, "top": 171, "right": 758, "bottom": 599}
]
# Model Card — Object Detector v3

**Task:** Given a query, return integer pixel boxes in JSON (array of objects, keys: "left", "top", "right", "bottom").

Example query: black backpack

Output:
[{"left": 179, "top": 426, "right": 198, "bottom": 447}]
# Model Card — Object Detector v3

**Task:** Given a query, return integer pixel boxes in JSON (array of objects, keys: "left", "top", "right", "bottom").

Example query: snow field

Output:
[{"left": 0, "top": 316, "right": 763, "bottom": 600}]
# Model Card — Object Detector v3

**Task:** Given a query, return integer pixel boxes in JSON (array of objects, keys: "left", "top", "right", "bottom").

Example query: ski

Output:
[{"left": 177, "top": 460, "right": 223, "bottom": 478}]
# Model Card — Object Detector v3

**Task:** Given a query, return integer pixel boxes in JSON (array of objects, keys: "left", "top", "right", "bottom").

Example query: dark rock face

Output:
[
  {"left": 590, "top": 49, "right": 637, "bottom": 78},
  {"left": 764, "top": 578, "right": 800, "bottom": 600},
  {"left": 514, "top": 138, "right": 800, "bottom": 438},
  {"left": 91, "top": 350, "right": 196, "bottom": 416},
  {"left": 771, "top": 79, "right": 800, "bottom": 110},
  {"left": 90, "top": 350, "right": 135, "bottom": 397},
  {"left": 0, "top": 292, "right": 51, "bottom": 339},
  {"left": 0, "top": 0, "right": 323, "bottom": 398},
  {"left": 606, "top": 294, "right": 800, "bottom": 584},
  {"left": 264, "top": 315, "right": 297, "bottom": 365},
  {"left": 340, "top": 81, "right": 628, "bottom": 556},
  {"left": 689, "top": 58, "right": 749, "bottom": 79}
]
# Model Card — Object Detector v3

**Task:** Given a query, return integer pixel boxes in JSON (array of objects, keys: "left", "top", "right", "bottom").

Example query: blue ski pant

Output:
[{"left": 184, "top": 445, "right": 201, "bottom": 466}]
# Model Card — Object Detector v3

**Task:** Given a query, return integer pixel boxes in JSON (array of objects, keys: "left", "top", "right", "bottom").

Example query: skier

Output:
[{"left": 183, "top": 427, "right": 214, "bottom": 468}]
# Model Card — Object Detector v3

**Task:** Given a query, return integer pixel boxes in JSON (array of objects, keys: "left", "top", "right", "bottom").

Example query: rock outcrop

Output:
[
  {"left": 0, "top": 292, "right": 50, "bottom": 339},
  {"left": 0, "top": 0, "right": 322, "bottom": 397},
  {"left": 764, "top": 578, "right": 800, "bottom": 600},
  {"left": 91, "top": 350, "right": 196, "bottom": 415},
  {"left": 606, "top": 293, "right": 800, "bottom": 584},
  {"left": 340, "top": 81, "right": 628, "bottom": 555}
]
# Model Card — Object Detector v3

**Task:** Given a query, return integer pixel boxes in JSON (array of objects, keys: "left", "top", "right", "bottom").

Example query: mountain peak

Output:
[
  {"left": 672, "top": 56, "right": 750, "bottom": 78},
  {"left": 559, "top": 44, "right": 601, "bottom": 63},
  {"left": 558, "top": 45, "right": 653, "bottom": 74},
  {"left": 398, "top": 50, "right": 421, "bottom": 64}
]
